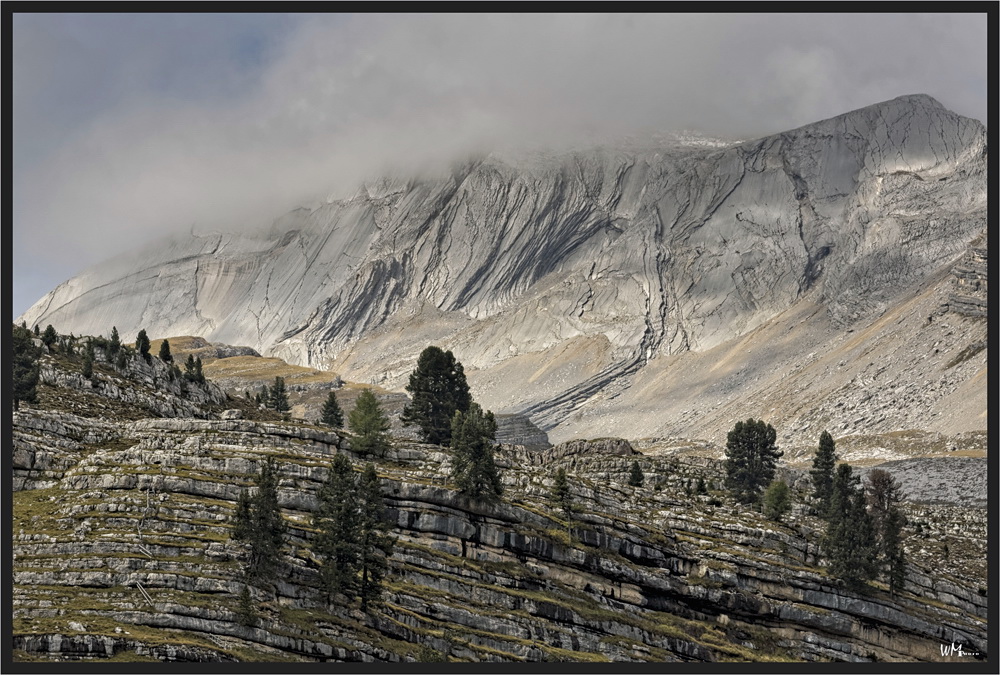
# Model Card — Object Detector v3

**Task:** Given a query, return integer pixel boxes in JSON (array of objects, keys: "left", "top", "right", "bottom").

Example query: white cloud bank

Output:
[{"left": 12, "top": 12, "right": 987, "bottom": 315}]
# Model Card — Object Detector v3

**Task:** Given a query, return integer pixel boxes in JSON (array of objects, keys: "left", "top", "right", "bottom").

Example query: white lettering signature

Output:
[{"left": 940, "top": 641, "right": 980, "bottom": 657}]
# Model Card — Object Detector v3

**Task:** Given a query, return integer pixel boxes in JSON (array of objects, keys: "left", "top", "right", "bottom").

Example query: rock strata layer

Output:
[{"left": 18, "top": 95, "right": 987, "bottom": 444}]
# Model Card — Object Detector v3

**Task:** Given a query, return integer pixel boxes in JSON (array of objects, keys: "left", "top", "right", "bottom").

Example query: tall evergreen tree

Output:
[
  {"left": 810, "top": 430, "right": 837, "bottom": 513},
  {"left": 723, "top": 419, "right": 783, "bottom": 504},
  {"left": 349, "top": 389, "right": 391, "bottom": 456},
  {"left": 158, "top": 339, "right": 173, "bottom": 363},
  {"left": 195, "top": 357, "right": 205, "bottom": 384},
  {"left": 270, "top": 376, "right": 290, "bottom": 413},
  {"left": 866, "top": 469, "right": 907, "bottom": 595},
  {"left": 184, "top": 354, "right": 198, "bottom": 381},
  {"left": 231, "top": 457, "right": 286, "bottom": 581},
  {"left": 313, "top": 453, "right": 360, "bottom": 599},
  {"left": 109, "top": 326, "right": 121, "bottom": 357},
  {"left": 12, "top": 324, "right": 41, "bottom": 411},
  {"left": 232, "top": 490, "right": 253, "bottom": 541},
  {"left": 320, "top": 391, "right": 344, "bottom": 428},
  {"left": 136, "top": 329, "right": 151, "bottom": 363},
  {"left": 763, "top": 480, "right": 791, "bottom": 521},
  {"left": 627, "top": 460, "right": 644, "bottom": 487},
  {"left": 823, "top": 463, "right": 879, "bottom": 589},
  {"left": 357, "top": 463, "right": 395, "bottom": 611},
  {"left": 450, "top": 403, "right": 503, "bottom": 502},
  {"left": 41, "top": 324, "right": 58, "bottom": 350},
  {"left": 401, "top": 346, "right": 472, "bottom": 446},
  {"left": 115, "top": 347, "right": 129, "bottom": 371},
  {"left": 82, "top": 342, "right": 95, "bottom": 380},
  {"left": 551, "top": 467, "right": 573, "bottom": 524}
]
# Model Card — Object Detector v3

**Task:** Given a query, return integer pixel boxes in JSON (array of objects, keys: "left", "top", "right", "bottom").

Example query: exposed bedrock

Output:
[{"left": 20, "top": 95, "right": 987, "bottom": 439}]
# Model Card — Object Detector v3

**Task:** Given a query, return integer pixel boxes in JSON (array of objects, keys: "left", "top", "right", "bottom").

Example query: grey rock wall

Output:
[{"left": 19, "top": 95, "right": 987, "bottom": 439}]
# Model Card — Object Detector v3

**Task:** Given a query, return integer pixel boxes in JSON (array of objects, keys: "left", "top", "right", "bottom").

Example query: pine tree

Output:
[
  {"left": 195, "top": 357, "right": 205, "bottom": 384},
  {"left": 401, "top": 346, "right": 472, "bottom": 446},
  {"left": 236, "top": 584, "right": 257, "bottom": 627},
  {"left": 12, "top": 324, "right": 41, "bottom": 411},
  {"left": 109, "top": 327, "right": 121, "bottom": 358},
  {"left": 136, "top": 329, "right": 151, "bottom": 363},
  {"left": 357, "top": 463, "right": 395, "bottom": 611},
  {"left": 231, "top": 457, "right": 286, "bottom": 581},
  {"left": 824, "top": 463, "right": 878, "bottom": 589},
  {"left": 810, "top": 430, "right": 837, "bottom": 513},
  {"left": 232, "top": 490, "right": 253, "bottom": 541},
  {"left": 270, "top": 376, "right": 290, "bottom": 413},
  {"left": 33, "top": 324, "right": 39, "bottom": 336},
  {"left": 551, "top": 467, "right": 573, "bottom": 525},
  {"left": 41, "top": 324, "right": 58, "bottom": 349},
  {"left": 320, "top": 391, "right": 344, "bottom": 428},
  {"left": 313, "top": 453, "right": 360, "bottom": 599},
  {"left": 115, "top": 347, "right": 129, "bottom": 371},
  {"left": 158, "top": 339, "right": 173, "bottom": 363},
  {"left": 866, "top": 469, "right": 907, "bottom": 594},
  {"left": 184, "top": 354, "right": 197, "bottom": 381},
  {"left": 762, "top": 480, "right": 791, "bottom": 521},
  {"left": 349, "top": 389, "right": 391, "bottom": 457},
  {"left": 450, "top": 403, "right": 503, "bottom": 502},
  {"left": 82, "top": 342, "right": 95, "bottom": 380},
  {"left": 724, "top": 419, "right": 783, "bottom": 504},
  {"left": 627, "top": 460, "right": 644, "bottom": 487}
]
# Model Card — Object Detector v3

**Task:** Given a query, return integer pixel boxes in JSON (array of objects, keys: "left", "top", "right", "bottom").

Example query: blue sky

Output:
[{"left": 12, "top": 12, "right": 988, "bottom": 318}]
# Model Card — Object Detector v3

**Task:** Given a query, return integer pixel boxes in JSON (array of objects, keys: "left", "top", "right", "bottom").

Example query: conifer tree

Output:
[
  {"left": 231, "top": 457, "right": 286, "bottom": 581},
  {"left": 185, "top": 354, "right": 197, "bottom": 381},
  {"left": 763, "top": 480, "right": 791, "bottom": 521},
  {"left": 349, "top": 389, "right": 391, "bottom": 457},
  {"left": 33, "top": 324, "right": 40, "bottom": 336},
  {"left": 270, "top": 376, "right": 290, "bottom": 413},
  {"left": 82, "top": 342, "right": 95, "bottom": 380},
  {"left": 627, "top": 460, "right": 644, "bottom": 487},
  {"left": 357, "top": 463, "right": 395, "bottom": 611},
  {"left": 401, "top": 346, "right": 472, "bottom": 446},
  {"left": 236, "top": 584, "right": 257, "bottom": 627},
  {"left": 12, "top": 324, "right": 41, "bottom": 411},
  {"left": 450, "top": 403, "right": 503, "bottom": 502},
  {"left": 724, "top": 418, "right": 783, "bottom": 504},
  {"left": 810, "top": 430, "right": 837, "bottom": 513},
  {"left": 158, "top": 339, "right": 173, "bottom": 363},
  {"left": 824, "top": 463, "right": 879, "bottom": 589},
  {"left": 195, "top": 357, "right": 205, "bottom": 384},
  {"left": 41, "top": 324, "right": 58, "bottom": 349},
  {"left": 551, "top": 467, "right": 573, "bottom": 525},
  {"left": 109, "top": 326, "right": 121, "bottom": 357},
  {"left": 232, "top": 490, "right": 253, "bottom": 541},
  {"left": 115, "top": 347, "right": 129, "bottom": 371},
  {"left": 866, "top": 469, "right": 907, "bottom": 594},
  {"left": 313, "top": 453, "right": 361, "bottom": 598},
  {"left": 136, "top": 329, "right": 151, "bottom": 362},
  {"left": 320, "top": 391, "right": 344, "bottom": 428}
]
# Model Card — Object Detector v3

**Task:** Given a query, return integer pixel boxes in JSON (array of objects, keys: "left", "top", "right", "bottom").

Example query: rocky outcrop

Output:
[
  {"left": 12, "top": 381, "right": 987, "bottom": 663},
  {"left": 945, "top": 233, "right": 987, "bottom": 318},
  {"left": 18, "top": 95, "right": 988, "bottom": 444},
  {"left": 494, "top": 414, "right": 550, "bottom": 449}
]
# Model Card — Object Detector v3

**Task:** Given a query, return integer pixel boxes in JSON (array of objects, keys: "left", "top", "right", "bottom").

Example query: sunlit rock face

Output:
[{"left": 21, "top": 95, "right": 986, "bottom": 438}]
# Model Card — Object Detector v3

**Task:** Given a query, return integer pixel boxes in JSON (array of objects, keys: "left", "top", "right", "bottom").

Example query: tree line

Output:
[{"left": 722, "top": 419, "right": 907, "bottom": 593}]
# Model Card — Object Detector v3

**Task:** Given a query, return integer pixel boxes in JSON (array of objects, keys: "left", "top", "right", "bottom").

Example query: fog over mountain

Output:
[
  {"left": 12, "top": 13, "right": 987, "bottom": 316},
  {"left": 19, "top": 94, "right": 987, "bottom": 444}
]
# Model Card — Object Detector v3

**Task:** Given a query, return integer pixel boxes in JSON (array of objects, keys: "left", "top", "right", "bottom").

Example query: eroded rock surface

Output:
[{"left": 18, "top": 95, "right": 987, "bottom": 444}]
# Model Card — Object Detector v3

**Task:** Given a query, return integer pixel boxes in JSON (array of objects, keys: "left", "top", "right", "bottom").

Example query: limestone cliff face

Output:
[
  {"left": 11, "top": 350, "right": 989, "bottom": 664},
  {"left": 20, "top": 95, "right": 987, "bottom": 440}
]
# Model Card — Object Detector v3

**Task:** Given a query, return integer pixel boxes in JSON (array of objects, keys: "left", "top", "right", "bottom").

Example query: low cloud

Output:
[{"left": 12, "top": 13, "right": 987, "bottom": 315}]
